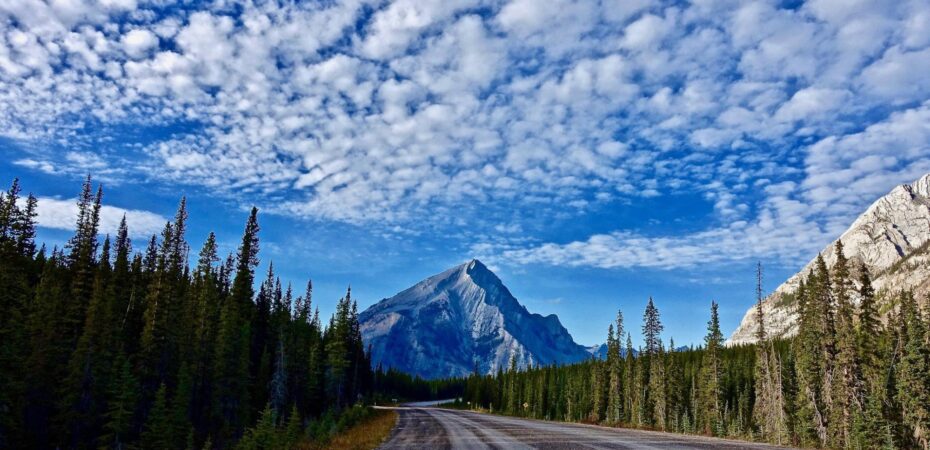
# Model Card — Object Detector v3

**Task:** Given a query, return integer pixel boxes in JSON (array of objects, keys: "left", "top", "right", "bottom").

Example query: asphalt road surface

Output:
[{"left": 377, "top": 407, "right": 797, "bottom": 450}]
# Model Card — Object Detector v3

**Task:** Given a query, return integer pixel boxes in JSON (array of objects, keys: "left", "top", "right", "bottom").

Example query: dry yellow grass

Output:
[{"left": 300, "top": 408, "right": 398, "bottom": 450}]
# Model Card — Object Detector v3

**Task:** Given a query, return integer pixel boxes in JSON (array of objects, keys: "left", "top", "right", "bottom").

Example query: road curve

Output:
[{"left": 376, "top": 407, "right": 797, "bottom": 450}]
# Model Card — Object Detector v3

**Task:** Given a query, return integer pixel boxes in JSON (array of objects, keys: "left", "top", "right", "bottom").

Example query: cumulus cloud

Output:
[
  {"left": 494, "top": 100, "right": 930, "bottom": 270},
  {"left": 31, "top": 197, "right": 168, "bottom": 238},
  {"left": 2, "top": 0, "right": 929, "bottom": 270},
  {"left": 121, "top": 28, "right": 158, "bottom": 59}
]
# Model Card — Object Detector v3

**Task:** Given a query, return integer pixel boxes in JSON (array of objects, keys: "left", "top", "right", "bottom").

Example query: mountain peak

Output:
[
  {"left": 461, "top": 258, "right": 502, "bottom": 287},
  {"left": 466, "top": 257, "right": 486, "bottom": 271},
  {"left": 359, "top": 260, "right": 591, "bottom": 378},
  {"left": 728, "top": 172, "right": 930, "bottom": 345},
  {"left": 912, "top": 172, "right": 930, "bottom": 197}
]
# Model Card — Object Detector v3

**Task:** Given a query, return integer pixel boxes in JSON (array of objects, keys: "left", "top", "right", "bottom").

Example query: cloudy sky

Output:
[{"left": 2, "top": 0, "right": 929, "bottom": 346}]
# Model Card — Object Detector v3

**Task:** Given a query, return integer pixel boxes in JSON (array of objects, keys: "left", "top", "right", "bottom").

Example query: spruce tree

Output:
[
  {"left": 698, "top": 301, "right": 723, "bottom": 435},
  {"left": 590, "top": 354, "right": 605, "bottom": 422},
  {"left": 624, "top": 333, "right": 636, "bottom": 425},
  {"left": 856, "top": 264, "right": 881, "bottom": 386},
  {"left": 64, "top": 179, "right": 103, "bottom": 373},
  {"left": 897, "top": 291, "right": 930, "bottom": 449},
  {"left": 141, "top": 384, "right": 175, "bottom": 450},
  {"left": 649, "top": 341, "right": 667, "bottom": 430},
  {"left": 830, "top": 241, "right": 864, "bottom": 448},
  {"left": 607, "top": 311, "right": 623, "bottom": 423},
  {"left": 752, "top": 262, "right": 789, "bottom": 444},
  {"left": 0, "top": 179, "right": 38, "bottom": 448},
  {"left": 101, "top": 353, "right": 139, "bottom": 450},
  {"left": 214, "top": 207, "right": 259, "bottom": 442}
]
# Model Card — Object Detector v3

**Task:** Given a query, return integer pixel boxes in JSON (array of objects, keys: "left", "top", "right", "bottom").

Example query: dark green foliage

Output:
[
  {"left": 897, "top": 291, "right": 930, "bottom": 449},
  {"left": 2, "top": 177, "right": 927, "bottom": 449},
  {"left": 460, "top": 265, "right": 927, "bottom": 450},
  {"left": 698, "top": 301, "right": 723, "bottom": 435},
  {"left": 0, "top": 178, "right": 373, "bottom": 449}
]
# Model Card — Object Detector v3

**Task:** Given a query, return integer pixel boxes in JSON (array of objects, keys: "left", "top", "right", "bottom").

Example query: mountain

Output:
[
  {"left": 728, "top": 173, "right": 930, "bottom": 345},
  {"left": 359, "top": 259, "right": 593, "bottom": 379}
]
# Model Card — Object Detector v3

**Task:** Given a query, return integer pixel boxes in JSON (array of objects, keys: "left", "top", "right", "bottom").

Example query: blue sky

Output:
[{"left": 2, "top": 0, "right": 930, "bottom": 347}]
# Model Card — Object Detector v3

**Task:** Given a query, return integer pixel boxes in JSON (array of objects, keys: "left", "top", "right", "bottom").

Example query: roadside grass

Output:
[{"left": 298, "top": 408, "right": 398, "bottom": 450}]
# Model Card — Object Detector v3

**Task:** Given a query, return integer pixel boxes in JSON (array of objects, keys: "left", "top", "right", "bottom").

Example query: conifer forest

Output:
[
  {"left": 2, "top": 177, "right": 930, "bottom": 449},
  {"left": 458, "top": 257, "right": 930, "bottom": 449},
  {"left": 0, "top": 177, "right": 413, "bottom": 449}
]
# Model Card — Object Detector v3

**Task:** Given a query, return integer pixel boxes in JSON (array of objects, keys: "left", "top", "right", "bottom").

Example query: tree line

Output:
[
  {"left": 0, "top": 177, "right": 376, "bottom": 449},
  {"left": 460, "top": 245, "right": 930, "bottom": 449}
]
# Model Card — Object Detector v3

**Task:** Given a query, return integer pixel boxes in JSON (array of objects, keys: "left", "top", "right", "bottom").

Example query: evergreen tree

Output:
[
  {"left": 141, "top": 384, "right": 175, "bottom": 450},
  {"left": 590, "top": 354, "right": 605, "bottom": 422},
  {"left": 752, "top": 263, "right": 789, "bottom": 444},
  {"left": 698, "top": 301, "right": 724, "bottom": 435},
  {"left": 606, "top": 311, "right": 623, "bottom": 424},
  {"left": 795, "top": 258, "right": 832, "bottom": 446},
  {"left": 642, "top": 297, "right": 663, "bottom": 355},
  {"left": 897, "top": 291, "right": 930, "bottom": 449},
  {"left": 641, "top": 298, "right": 665, "bottom": 428},
  {"left": 0, "top": 179, "right": 37, "bottom": 448},
  {"left": 856, "top": 264, "right": 881, "bottom": 386},
  {"left": 100, "top": 353, "right": 139, "bottom": 450},
  {"left": 649, "top": 341, "right": 667, "bottom": 430},
  {"left": 830, "top": 241, "right": 864, "bottom": 448},
  {"left": 624, "top": 333, "right": 636, "bottom": 425},
  {"left": 213, "top": 207, "right": 259, "bottom": 442},
  {"left": 62, "top": 235, "right": 114, "bottom": 447},
  {"left": 65, "top": 178, "right": 102, "bottom": 352}
]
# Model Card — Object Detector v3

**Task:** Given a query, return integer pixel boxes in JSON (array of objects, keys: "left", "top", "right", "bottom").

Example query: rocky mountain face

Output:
[
  {"left": 359, "top": 259, "right": 592, "bottom": 379},
  {"left": 728, "top": 173, "right": 930, "bottom": 345}
]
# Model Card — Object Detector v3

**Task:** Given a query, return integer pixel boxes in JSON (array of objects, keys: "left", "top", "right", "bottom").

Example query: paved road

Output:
[{"left": 377, "top": 407, "right": 796, "bottom": 450}]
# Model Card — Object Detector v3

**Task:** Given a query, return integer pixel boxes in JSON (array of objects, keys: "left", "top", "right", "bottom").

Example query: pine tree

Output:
[
  {"left": 283, "top": 405, "right": 303, "bottom": 447},
  {"left": 251, "top": 263, "right": 276, "bottom": 414},
  {"left": 62, "top": 235, "right": 115, "bottom": 447},
  {"left": 325, "top": 289, "right": 352, "bottom": 409},
  {"left": 642, "top": 298, "right": 664, "bottom": 428},
  {"left": 856, "top": 264, "right": 881, "bottom": 386},
  {"left": 141, "top": 383, "right": 175, "bottom": 450},
  {"left": 100, "top": 353, "right": 139, "bottom": 449},
  {"left": 66, "top": 178, "right": 102, "bottom": 347},
  {"left": 897, "top": 291, "right": 930, "bottom": 449},
  {"left": 853, "top": 264, "right": 888, "bottom": 447},
  {"left": 830, "top": 241, "right": 864, "bottom": 448},
  {"left": 642, "top": 297, "right": 663, "bottom": 356},
  {"left": 270, "top": 338, "right": 288, "bottom": 418},
  {"left": 606, "top": 310, "right": 623, "bottom": 424},
  {"left": 624, "top": 333, "right": 638, "bottom": 426},
  {"left": 649, "top": 342, "right": 667, "bottom": 430},
  {"left": 698, "top": 301, "right": 724, "bottom": 435},
  {"left": 666, "top": 338, "right": 684, "bottom": 432},
  {"left": 795, "top": 258, "right": 832, "bottom": 446},
  {"left": 214, "top": 207, "right": 259, "bottom": 442},
  {"left": 590, "top": 355, "right": 605, "bottom": 422},
  {"left": 0, "top": 179, "right": 38, "bottom": 448},
  {"left": 752, "top": 262, "right": 789, "bottom": 444}
]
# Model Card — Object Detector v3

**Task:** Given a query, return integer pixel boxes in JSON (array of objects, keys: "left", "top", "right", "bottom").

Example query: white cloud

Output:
[
  {"left": 1, "top": 0, "right": 929, "bottom": 271},
  {"left": 774, "top": 87, "right": 850, "bottom": 122},
  {"left": 121, "top": 28, "right": 158, "bottom": 59},
  {"left": 859, "top": 47, "right": 930, "bottom": 101},
  {"left": 358, "top": 0, "right": 479, "bottom": 59},
  {"left": 31, "top": 197, "right": 168, "bottom": 238},
  {"left": 495, "top": 101, "right": 930, "bottom": 270}
]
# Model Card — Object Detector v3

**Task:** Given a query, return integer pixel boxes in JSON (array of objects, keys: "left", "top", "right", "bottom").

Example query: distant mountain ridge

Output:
[
  {"left": 359, "top": 259, "right": 592, "bottom": 379},
  {"left": 728, "top": 173, "right": 930, "bottom": 345}
]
